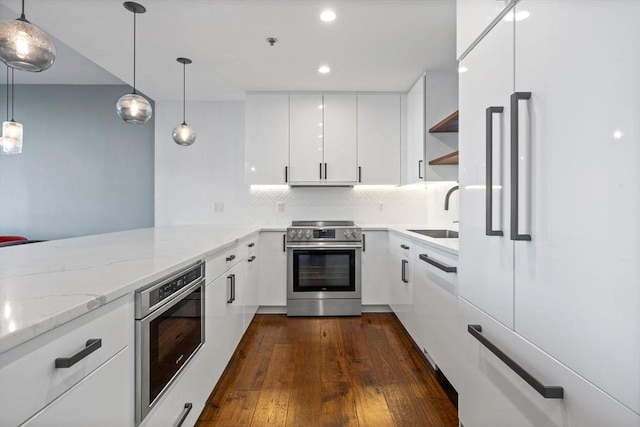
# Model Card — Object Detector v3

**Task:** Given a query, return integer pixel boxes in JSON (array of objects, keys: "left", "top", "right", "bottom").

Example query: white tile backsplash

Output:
[{"left": 155, "top": 100, "right": 458, "bottom": 227}]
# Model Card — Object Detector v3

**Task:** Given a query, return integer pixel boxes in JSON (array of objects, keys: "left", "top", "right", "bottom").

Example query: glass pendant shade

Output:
[
  {"left": 0, "top": 18, "right": 56, "bottom": 72},
  {"left": 2, "top": 121, "right": 23, "bottom": 154},
  {"left": 172, "top": 122, "right": 196, "bottom": 146},
  {"left": 116, "top": 92, "right": 152, "bottom": 124}
]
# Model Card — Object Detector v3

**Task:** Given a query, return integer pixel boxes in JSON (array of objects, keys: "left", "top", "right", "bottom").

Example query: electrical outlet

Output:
[
  {"left": 276, "top": 202, "right": 285, "bottom": 212},
  {"left": 213, "top": 201, "right": 224, "bottom": 212}
]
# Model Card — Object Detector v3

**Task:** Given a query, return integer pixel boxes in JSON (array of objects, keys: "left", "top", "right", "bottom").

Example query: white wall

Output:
[{"left": 155, "top": 100, "right": 458, "bottom": 227}]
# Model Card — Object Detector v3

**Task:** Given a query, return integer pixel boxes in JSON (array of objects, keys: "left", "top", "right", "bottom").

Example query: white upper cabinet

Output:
[
  {"left": 357, "top": 94, "right": 401, "bottom": 185},
  {"left": 289, "top": 94, "right": 324, "bottom": 183},
  {"left": 245, "top": 93, "right": 290, "bottom": 185},
  {"left": 456, "top": 0, "right": 514, "bottom": 59},
  {"left": 405, "top": 74, "right": 426, "bottom": 184},
  {"left": 323, "top": 94, "right": 358, "bottom": 183}
]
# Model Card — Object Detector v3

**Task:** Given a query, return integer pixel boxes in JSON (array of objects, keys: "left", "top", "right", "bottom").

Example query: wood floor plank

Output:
[
  {"left": 321, "top": 381, "right": 359, "bottom": 427},
  {"left": 197, "top": 314, "right": 458, "bottom": 427}
]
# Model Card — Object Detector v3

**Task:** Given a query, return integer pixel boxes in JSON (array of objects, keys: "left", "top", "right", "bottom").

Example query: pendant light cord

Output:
[
  {"left": 10, "top": 68, "right": 14, "bottom": 122},
  {"left": 132, "top": 10, "right": 137, "bottom": 93},
  {"left": 19, "top": 0, "right": 26, "bottom": 20},
  {"left": 182, "top": 62, "right": 186, "bottom": 124}
]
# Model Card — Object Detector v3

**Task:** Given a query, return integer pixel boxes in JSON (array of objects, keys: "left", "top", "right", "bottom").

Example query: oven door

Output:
[
  {"left": 136, "top": 279, "right": 205, "bottom": 424},
  {"left": 287, "top": 244, "right": 362, "bottom": 300}
]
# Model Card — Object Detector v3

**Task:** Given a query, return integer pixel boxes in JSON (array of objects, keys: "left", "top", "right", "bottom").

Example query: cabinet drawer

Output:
[
  {"left": 0, "top": 295, "right": 132, "bottom": 427},
  {"left": 206, "top": 243, "right": 249, "bottom": 284},
  {"left": 388, "top": 232, "right": 414, "bottom": 255},
  {"left": 457, "top": 299, "right": 639, "bottom": 427}
]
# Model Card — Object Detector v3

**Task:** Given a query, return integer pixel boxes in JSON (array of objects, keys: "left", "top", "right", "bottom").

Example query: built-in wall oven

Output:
[
  {"left": 287, "top": 221, "right": 362, "bottom": 316},
  {"left": 135, "top": 260, "right": 205, "bottom": 424}
]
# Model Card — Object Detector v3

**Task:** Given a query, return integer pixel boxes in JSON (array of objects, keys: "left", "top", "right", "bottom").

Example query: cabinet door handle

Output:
[
  {"left": 227, "top": 275, "right": 234, "bottom": 303},
  {"left": 358, "top": 166, "right": 362, "bottom": 183},
  {"left": 248, "top": 242, "right": 255, "bottom": 248},
  {"left": 324, "top": 163, "right": 328, "bottom": 180},
  {"left": 232, "top": 274, "right": 236, "bottom": 302},
  {"left": 468, "top": 325, "right": 563, "bottom": 399},
  {"left": 226, "top": 254, "right": 236, "bottom": 262},
  {"left": 486, "top": 106, "right": 505, "bottom": 237},
  {"left": 284, "top": 166, "right": 288, "bottom": 183},
  {"left": 510, "top": 92, "right": 532, "bottom": 241},
  {"left": 419, "top": 254, "right": 457, "bottom": 273},
  {"left": 55, "top": 339, "right": 102, "bottom": 368},
  {"left": 401, "top": 259, "right": 408, "bottom": 283},
  {"left": 282, "top": 234, "right": 286, "bottom": 252},
  {"left": 362, "top": 233, "right": 366, "bottom": 252},
  {"left": 319, "top": 162, "right": 323, "bottom": 180},
  {"left": 400, "top": 244, "right": 410, "bottom": 250},
  {"left": 418, "top": 160, "right": 424, "bottom": 179},
  {"left": 248, "top": 256, "right": 256, "bottom": 262},
  {"left": 174, "top": 403, "right": 193, "bottom": 427}
]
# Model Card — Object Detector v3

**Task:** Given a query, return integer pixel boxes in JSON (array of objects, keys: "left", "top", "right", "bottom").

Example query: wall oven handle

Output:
[
  {"left": 401, "top": 259, "right": 408, "bottom": 283},
  {"left": 486, "top": 106, "right": 505, "bottom": 237},
  {"left": 468, "top": 325, "right": 564, "bottom": 399},
  {"left": 55, "top": 339, "right": 102, "bottom": 368},
  {"left": 227, "top": 275, "right": 234, "bottom": 303},
  {"left": 419, "top": 254, "right": 457, "bottom": 273},
  {"left": 174, "top": 403, "right": 193, "bottom": 427},
  {"left": 510, "top": 91, "right": 532, "bottom": 241}
]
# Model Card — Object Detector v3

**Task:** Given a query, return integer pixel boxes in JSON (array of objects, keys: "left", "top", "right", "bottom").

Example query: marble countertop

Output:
[{"left": 0, "top": 223, "right": 457, "bottom": 354}]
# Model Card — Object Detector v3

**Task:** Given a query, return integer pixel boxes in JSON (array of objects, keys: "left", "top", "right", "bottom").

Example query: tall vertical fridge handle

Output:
[
  {"left": 486, "top": 106, "right": 504, "bottom": 237},
  {"left": 510, "top": 92, "right": 532, "bottom": 241}
]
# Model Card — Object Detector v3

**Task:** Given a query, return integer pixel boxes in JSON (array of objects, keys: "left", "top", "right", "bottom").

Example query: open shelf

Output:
[
  {"left": 429, "top": 150, "right": 459, "bottom": 165},
  {"left": 428, "top": 110, "right": 459, "bottom": 133}
]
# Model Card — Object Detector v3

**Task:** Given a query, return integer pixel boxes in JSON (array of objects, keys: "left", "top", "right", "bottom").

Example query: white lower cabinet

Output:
[
  {"left": 412, "top": 243, "right": 459, "bottom": 390},
  {"left": 387, "top": 233, "right": 414, "bottom": 329},
  {"left": 457, "top": 298, "right": 639, "bottom": 427},
  {"left": 361, "top": 230, "right": 388, "bottom": 306},
  {"left": 23, "top": 348, "right": 132, "bottom": 427},
  {"left": 0, "top": 295, "right": 133, "bottom": 427},
  {"left": 257, "top": 231, "right": 287, "bottom": 307}
]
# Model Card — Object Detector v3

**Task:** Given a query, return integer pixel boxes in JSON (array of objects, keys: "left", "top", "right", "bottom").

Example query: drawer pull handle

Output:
[
  {"left": 55, "top": 339, "right": 102, "bottom": 368},
  {"left": 248, "top": 243, "right": 255, "bottom": 248},
  {"left": 419, "top": 254, "right": 457, "bottom": 273},
  {"left": 467, "top": 325, "right": 564, "bottom": 399},
  {"left": 174, "top": 403, "right": 193, "bottom": 427},
  {"left": 400, "top": 244, "right": 410, "bottom": 250},
  {"left": 226, "top": 254, "right": 236, "bottom": 262}
]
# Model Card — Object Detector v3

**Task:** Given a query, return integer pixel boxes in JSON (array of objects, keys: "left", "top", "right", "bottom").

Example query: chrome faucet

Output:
[{"left": 444, "top": 185, "right": 459, "bottom": 211}]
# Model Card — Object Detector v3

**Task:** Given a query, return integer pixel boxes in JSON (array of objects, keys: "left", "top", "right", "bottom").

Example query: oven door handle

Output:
[{"left": 286, "top": 244, "right": 363, "bottom": 249}]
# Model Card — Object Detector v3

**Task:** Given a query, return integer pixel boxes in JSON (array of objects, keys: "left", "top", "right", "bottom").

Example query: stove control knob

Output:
[
  {"left": 352, "top": 229, "right": 360, "bottom": 238},
  {"left": 288, "top": 230, "right": 297, "bottom": 239},
  {"left": 305, "top": 230, "right": 312, "bottom": 239},
  {"left": 297, "top": 230, "right": 304, "bottom": 239},
  {"left": 344, "top": 229, "right": 352, "bottom": 238}
]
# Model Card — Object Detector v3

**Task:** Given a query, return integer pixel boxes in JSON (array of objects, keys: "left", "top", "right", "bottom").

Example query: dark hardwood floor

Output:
[{"left": 196, "top": 313, "right": 458, "bottom": 427}]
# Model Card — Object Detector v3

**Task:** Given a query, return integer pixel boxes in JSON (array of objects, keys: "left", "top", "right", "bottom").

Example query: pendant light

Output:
[
  {"left": 2, "top": 68, "right": 23, "bottom": 155},
  {"left": 116, "top": 2, "right": 152, "bottom": 124},
  {"left": 172, "top": 57, "right": 195, "bottom": 146},
  {"left": 0, "top": 0, "right": 56, "bottom": 72}
]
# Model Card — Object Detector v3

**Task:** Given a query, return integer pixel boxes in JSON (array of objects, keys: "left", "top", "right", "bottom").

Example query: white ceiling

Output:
[{"left": 0, "top": 0, "right": 457, "bottom": 101}]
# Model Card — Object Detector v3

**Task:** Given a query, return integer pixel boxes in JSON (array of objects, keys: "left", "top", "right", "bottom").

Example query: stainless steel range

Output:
[{"left": 286, "top": 221, "right": 362, "bottom": 316}]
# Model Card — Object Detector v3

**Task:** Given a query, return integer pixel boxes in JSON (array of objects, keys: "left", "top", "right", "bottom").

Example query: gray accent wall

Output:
[{"left": 0, "top": 85, "right": 154, "bottom": 240}]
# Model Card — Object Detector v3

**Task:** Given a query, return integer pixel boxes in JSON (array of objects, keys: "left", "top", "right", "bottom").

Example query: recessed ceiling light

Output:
[
  {"left": 320, "top": 10, "right": 336, "bottom": 22},
  {"left": 318, "top": 65, "right": 331, "bottom": 74}
]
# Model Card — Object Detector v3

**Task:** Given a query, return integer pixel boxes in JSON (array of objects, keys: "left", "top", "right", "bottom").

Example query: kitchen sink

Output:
[{"left": 408, "top": 229, "right": 459, "bottom": 238}]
